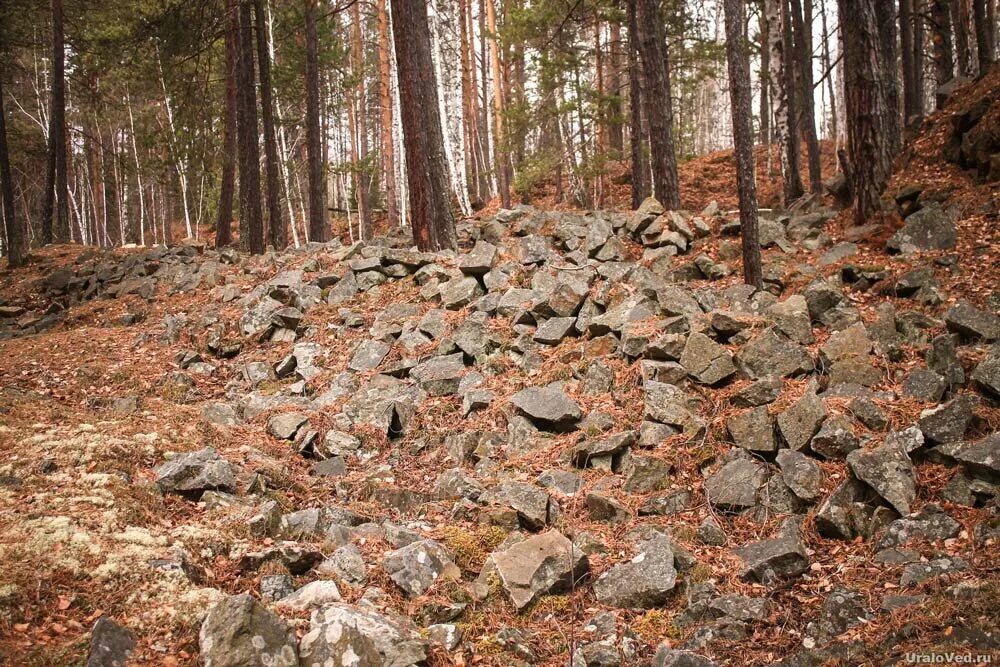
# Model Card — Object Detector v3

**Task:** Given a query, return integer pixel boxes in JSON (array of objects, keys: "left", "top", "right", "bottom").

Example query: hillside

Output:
[{"left": 0, "top": 74, "right": 998, "bottom": 667}]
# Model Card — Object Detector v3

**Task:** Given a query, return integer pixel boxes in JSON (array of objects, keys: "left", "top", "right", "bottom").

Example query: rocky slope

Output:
[{"left": 1, "top": 78, "right": 999, "bottom": 667}]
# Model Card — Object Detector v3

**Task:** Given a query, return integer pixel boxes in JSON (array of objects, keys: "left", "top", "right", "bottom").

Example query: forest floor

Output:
[{"left": 0, "top": 70, "right": 998, "bottom": 667}]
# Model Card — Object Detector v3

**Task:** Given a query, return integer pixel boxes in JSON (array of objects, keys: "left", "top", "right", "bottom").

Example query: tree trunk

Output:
[
  {"left": 1, "top": 72, "right": 25, "bottom": 267},
  {"left": 912, "top": 0, "right": 925, "bottom": 120},
  {"left": 765, "top": 0, "right": 803, "bottom": 204},
  {"left": 607, "top": 20, "right": 624, "bottom": 153},
  {"left": 790, "top": 0, "right": 822, "bottom": 193},
  {"left": 973, "top": 0, "right": 996, "bottom": 70},
  {"left": 41, "top": 0, "right": 69, "bottom": 245},
  {"left": 350, "top": 1, "right": 373, "bottom": 239},
  {"left": 839, "top": 0, "right": 894, "bottom": 226},
  {"left": 952, "top": 0, "right": 973, "bottom": 75},
  {"left": 378, "top": 0, "right": 400, "bottom": 227},
  {"left": 819, "top": 0, "right": 838, "bottom": 144},
  {"left": 255, "top": 0, "right": 286, "bottom": 249},
  {"left": 901, "top": 0, "right": 919, "bottom": 120},
  {"left": 390, "top": 0, "right": 458, "bottom": 251},
  {"left": 723, "top": 0, "right": 763, "bottom": 289},
  {"left": 930, "top": 0, "right": 956, "bottom": 105},
  {"left": 304, "top": 0, "right": 328, "bottom": 242},
  {"left": 626, "top": 0, "right": 650, "bottom": 209},
  {"left": 759, "top": 0, "right": 772, "bottom": 145},
  {"left": 485, "top": 0, "right": 511, "bottom": 208},
  {"left": 217, "top": 0, "right": 239, "bottom": 247},
  {"left": 632, "top": 0, "right": 680, "bottom": 209},
  {"left": 236, "top": 0, "right": 264, "bottom": 254}
]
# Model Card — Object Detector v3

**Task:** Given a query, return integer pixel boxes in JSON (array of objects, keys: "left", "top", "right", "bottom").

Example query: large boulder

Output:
[
  {"left": 885, "top": 203, "right": 957, "bottom": 253},
  {"left": 593, "top": 536, "right": 678, "bottom": 608},
  {"left": 154, "top": 448, "right": 236, "bottom": 498},
  {"left": 199, "top": 594, "right": 298, "bottom": 667},
  {"left": 490, "top": 531, "right": 589, "bottom": 610}
]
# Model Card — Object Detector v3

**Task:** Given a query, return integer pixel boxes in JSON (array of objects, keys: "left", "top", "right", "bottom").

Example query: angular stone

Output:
[
  {"left": 348, "top": 339, "right": 391, "bottom": 372},
  {"left": 738, "top": 328, "right": 814, "bottom": 379},
  {"left": 490, "top": 531, "right": 589, "bottom": 610},
  {"left": 877, "top": 504, "right": 962, "bottom": 549},
  {"left": 87, "top": 618, "right": 135, "bottom": 667},
  {"left": 268, "top": 412, "right": 309, "bottom": 440},
  {"left": 847, "top": 442, "right": 916, "bottom": 515},
  {"left": 410, "top": 353, "right": 465, "bottom": 396},
  {"left": 652, "top": 646, "right": 717, "bottom": 667},
  {"left": 622, "top": 455, "right": 672, "bottom": 493},
  {"left": 810, "top": 414, "right": 860, "bottom": 459},
  {"left": 439, "top": 276, "right": 484, "bottom": 309},
  {"left": 458, "top": 240, "right": 499, "bottom": 275},
  {"left": 848, "top": 397, "right": 888, "bottom": 431},
  {"left": 383, "top": 539, "right": 460, "bottom": 597},
  {"left": 679, "top": 333, "right": 736, "bottom": 385},
  {"left": 534, "top": 317, "right": 579, "bottom": 345},
  {"left": 643, "top": 382, "right": 706, "bottom": 437},
  {"left": 777, "top": 390, "right": 828, "bottom": 452},
  {"left": 154, "top": 448, "right": 237, "bottom": 498},
  {"left": 805, "top": 589, "right": 873, "bottom": 642},
  {"left": 482, "top": 481, "right": 553, "bottom": 530},
  {"left": 945, "top": 300, "right": 1000, "bottom": 341},
  {"left": 902, "top": 367, "right": 947, "bottom": 402},
  {"left": 593, "top": 536, "right": 677, "bottom": 608},
  {"left": 276, "top": 580, "right": 343, "bottom": 612},
  {"left": 199, "top": 594, "right": 298, "bottom": 667},
  {"left": 731, "top": 376, "right": 783, "bottom": 407},
  {"left": 918, "top": 396, "right": 976, "bottom": 444},
  {"left": 299, "top": 604, "right": 426, "bottom": 667},
  {"left": 776, "top": 449, "right": 824, "bottom": 502},
  {"left": 937, "top": 434, "right": 1000, "bottom": 479},
  {"left": 586, "top": 492, "right": 631, "bottom": 522},
  {"left": 972, "top": 346, "right": 1000, "bottom": 397},
  {"left": 704, "top": 458, "right": 765, "bottom": 511},
  {"left": 886, "top": 203, "right": 957, "bottom": 253},
  {"left": 727, "top": 407, "right": 777, "bottom": 454},
  {"left": 735, "top": 520, "right": 809, "bottom": 583},
  {"left": 767, "top": 295, "right": 814, "bottom": 344},
  {"left": 509, "top": 387, "right": 583, "bottom": 431}
]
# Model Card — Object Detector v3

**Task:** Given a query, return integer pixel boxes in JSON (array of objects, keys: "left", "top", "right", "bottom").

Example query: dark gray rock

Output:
[
  {"left": 900, "top": 557, "right": 967, "bottom": 586},
  {"left": 586, "top": 492, "right": 632, "bottom": 522},
  {"left": 643, "top": 381, "right": 706, "bottom": 437},
  {"left": 937, "top": 434, "right": 1000, "bottom": 480},
  {"left": 410, "top": 353, "right": 465, "bottom": 396},
  {"left": 731, "top": 376, "right": 783, "bottom": 407},
  {"left": 918, "top": 395, "right": 976, "bottom": 444},
  {"left": 805, "top": 589, "right": 873, "bottom": 642},
  {"left": 902, "top": 367, "right": 948, "bottom": 402},
  {"left": 696, "top": 516, "right": 727, "bottom": 546},
  {"left": 877, "top": 504, "right": 962, "bottom": 548},
  {"left": 810, "top": 414, "right": 860, "bottom": 459},
  {"left": 679, "top": 332, "right": 736, "bottom": 385},
  {"left": 847, "top": 442, "right": 916, "bottom": 515},
  {"left": 652, "top": 646, "right": 717, "bottom": 667},
  {"left": 482, "top": 481, "right": 553, "bottom": 530},
  {"left": 886, "top": 202, "right": 957, "bottom": 253},
  {"left": 847, "top": 397, "right": 888, "bottom": 431},
  {"left": 945, "top": 300, "right": 1000, "bottom": 341},
  {"left": 458, "top": 240, "right": 499, "bottom": 275},
  {"left": 299, "top": 604, "right": 426, "bottom": 667},
  {"left": 383, "top": 539, "right": 461, "bottom": 596},
  {"left": 509, "top": 386, "right": 583, "bottom": 431},
  {"left": 154, "top": 448, "right": 237, "bottom": 498},
  {"left": 735, "top": 519, "right": 809, "bottom": 583},
  {"left": 199, "top": 594, "right": 298, "bottom": 667},
  {"left": 348, "top": 339, "right": 391, "bottom": 372},
  {"left": 727, "top": 406, "right": 777, "bottom": 454},
  {"left": 777, "top": 390, "right": 828, "bottom": 452},
  {"left": 776, "top": 449, "right": 824, "bottom": 502},
  {"left": 738, "top": 328, "right": 814, "bottom": 379},
  {"left": 87, "top": 618, "right": 135, "bottom": 667},
  {"left": 971, "top": 346, "right": 1000, "bottom": 397},
  {"left": 622, "top": 455, "right": 672, "bottom": 493},
  {"left": 704, "top": 458, "right": 765, "bottom": 511},
  {"left": 534, "top": 316, "right": 579, "bottom": 345},
  {"left": 439, "top": 276, "right": 484, "bottom": 309},
  {"left": 593, "top": 536, "right": 677, "bottom": 608}
]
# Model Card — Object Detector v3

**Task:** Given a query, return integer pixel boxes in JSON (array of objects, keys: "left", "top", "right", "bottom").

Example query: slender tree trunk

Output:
[
  {"left": 608, "top": 20, "right": 624, "bottom": 153},
  {"left": 875, "top": 0, "right": 903, "bottom": 154},
  {"left": 217, "top": 0, "right": 239, "bottom": 247},
  {"left": 973, "top": 0, "right": 996, "bottom": 70},
  {"left": 930, "top": 0, "right": 956, "bottom": 104},
  {"left": 350, "top": 1, "right": 373, "bottom": 239},
  {"left": 632, "top": 0, "right": 680, "bottom": 209},
  {"left": 255, "top": 0, "right": 285, "bottom": 249},
  {"left": 953, "top": 0, "right": 973, "bottom": 75},
  {"left": 912, "top": 0, "right": 926, "bottom": 118},
  {"left": 485, "top": 0, "right": 510, "bottom": 208},
  {"left": 236, "top": 0, "right": 264, "bottom": 254},
  {"left": 901, "top": 0, "right": 919, "bottom": 120},
  {"left": 1, "top": 73, "right": 24, "bottom": 266},
  {"left": 41, "top": 0, "right": 68, "bottom": 245},
  {"left": 627, "top": 0, "right": 650, "bottom": 208},
  {"left": 820, "top": 0, "right": 838, "bottom": 144},
  {"left": 759, "top": 0, "right": 772, "bottom": 146},
  {"left": 723, "top": 0, "right": 762, "bottom": 289},
  {"left": 378, "top": 0, "right": 400, "bottom": 227},
  {"left": 790, "top": 0, "right": 821, "bottom": 193},
  {"left": 765, "top": 0, "right": 803, "bottom": 204},
  {"left": 305, "top": 0, "right": 328, "bottom": 242},
  {"left": 839, "top": 0, "right": 894, "bottom": 226},
  {"left": 391, "top": 0, "right": 457, "bottom": 250}
]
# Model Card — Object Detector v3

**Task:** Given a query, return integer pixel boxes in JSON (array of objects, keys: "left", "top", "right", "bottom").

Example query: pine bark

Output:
[
  {"left": 952, "top": 0, "right": 972, "bottom": 75},
  {"left": 236, "top": 0, "right": 264, "bottom": 254},
  {"left": 839, "top": 0, "right": 895, "bottom": 226},
  {"left": 485, "top": 0, "right": 511, "bottom": 208},
  {"left": 390, "top": 0, "right": 458, "bottom": 251},
  {"left": 901, "top": 0, "right": 920, "bottom": 120},
  {"left": 349, "top": 1, "right": 373, "bottom": 239},
  {"left": 765, "top": 0, "right": 803, "bottom": 204},
  {"left": 722, "top": 0, "right": 762, "bottom": 289},
  {"left": 632, "top": 0, "right": 680, "bottom": 209},
  {"left": 607, "top": 20, "right": 624, "bottom": 153},
  {"left": 759, "top": 0, "right": 771, "bottom": 146},
  {"left": 304, "top": 0, "right": 328, "bottom": 242},
  {"left": 789, "top": 0, "right": 821, "bottom": 193},
  {"left": 930, "top": 0, "right": 956, "bottom": 103},
  {"left": 875, "top": 0, "right": 903, "bottom": 154},
  {"left": 1, "top": 71, "right": 24, "bottom": 267},
  {"left": 973, "top": 0, "right": 996, "bottom": 70},
  {"left": 378, "top": 0, "right": 400, "bottom": 227},
  {"left": 626, "top": 0, "right": 650, "bottom": 208},
  {"left": 41, "top": 0, "right": 69, "bottom": 245},
  {"left": 255, "top": 0, "right": 285, "bottom": 249}
]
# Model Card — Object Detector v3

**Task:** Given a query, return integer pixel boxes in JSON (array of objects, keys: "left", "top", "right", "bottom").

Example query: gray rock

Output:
[
  {"left": 937, "top": 434, "right": 1000, "bottom": 479},
  {"left": 276, "top": 580, "right": 343, "bottom": 612},
  {"left": 154, "top": 448, "right": 237, "bottom": 497},
  {"left": 877, "top": 504, "right": 962, "bottom": 548},
  {"left": 945, "top": 300, "right": 1000, "bottom": 341},
  {"left": 87, "top": 618, "right": 135, "bottom": 667},
  {"left": 731, "top": 376, "right": 783, "bottom": 407},
  {"left": 643, "top": 381, "right": 706, "bottom": 437},
  {"left": 535, "top": 316, "right": 579, "bottom": 345},
  {"left": 435, "top": 468, "right": 486, "bottom": 500},
  {"left": 509, "top": 386, "right": 583, "bottom": 431},
  {"left": 696, "top": 516, "right": 727, "bottom": 546},
  {"left": 735, "top": 519, "right": 809, "bottom": 583},
  {"left": 410, "top": 353, "right": 465, "bottom": 396},
  {"left": 727, "top": 406, "right": 777, "bottom": 454},
  {"left": 593, "top": 536, "right": 677, "bottom": 608},
  {"left": 767, "top": 295, "right": 814, "bottom": 344},
  {"left": 317, "top": 544, "right": 368, "bottom": 585},
  {"left": 383, "top": 539, "right": 460, "bottom": 596},
  {"left": 972, "top": 346, "right": 1000, "bottom": 397},
  {"left": 902, "top": 367, "right": 947, "bottom": 402},
  {"left": 847, "top": 442, "right": 916, "bottom": 515},
  {"left": 805, "top": 589, "right": 873, "bottom": 642},
  {"left": 900, "top": 557, "right": 967, "bottom": 586},
  {"left": 538, "top": 469, "right": 584, "bottom": 495},
  {"left": 439, "top": 276, "right": 484, "bottom": 309},
  {"left": 482, "top": 481, "right": 553, "bottom": 530},
  {"left": 847, "top": 397, "right": 888, "bottom": 431},
  {"left": 640, "top": 490, "right": 691, "bottom": 516},
  {"left": 586, "top": 492, "right": 631, "bottom": 523},
  {"left": 679, "top": 332, "right": 736, "bottom": 385},
  {"left": 918, "top": 396, "right": 976, "bottom": 444},
  {"left": 199, "top": 594, "right": 298, "bottom": 667},
  {"left": 490, "top": 531, "right": 589, "bottom": 610},
  {"left": 886, "top": 202, "right": 957, "bottom": 253},
  {"left": 348, "top": 339, "right": 391, "bottom": 372},
  {"left": 810, "top": 414, "right": 860, "bottom": 459},
  {"left": 777, "top": 390, "right": 828, "bottom": 452},
  {"left": 738, "top": 328, "right": 814, "bottom": 378},
  {"left": 458, "top": 240, "right": 499, "bottom": 275},
  {"left": 704, "top": 458, "right": 765, "bottom": 511},
  {"left": 776, "top": 449, "right": 824, "bottom": 502},
  {"left": 652, "top": 645, "right": 718, "bottom": 667},
  {"left": 260, "top": 574, "right": 295, "bottom": 602},
  {"left": 299, "top": 604, "right": 426, "bottom": 667},
  {"left": 927, "top": 334, "right": 965, "bottom": 386},
  {"left": 268, "top": 412, "right": 310, "bottom": 440}
]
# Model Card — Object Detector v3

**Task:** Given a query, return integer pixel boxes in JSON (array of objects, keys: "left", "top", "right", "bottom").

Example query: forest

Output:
[{"left": 0, "top": 0, "right": 999, "bottom": 665}]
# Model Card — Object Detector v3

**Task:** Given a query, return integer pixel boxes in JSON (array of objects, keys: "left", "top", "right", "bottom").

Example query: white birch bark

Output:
[{"left": 157, "top": 55, "right": 193, "bottom": 239}]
